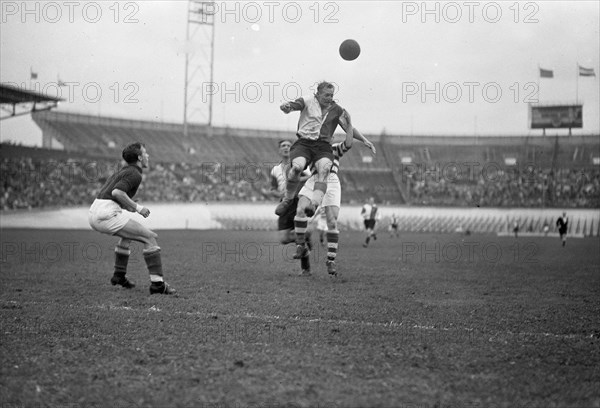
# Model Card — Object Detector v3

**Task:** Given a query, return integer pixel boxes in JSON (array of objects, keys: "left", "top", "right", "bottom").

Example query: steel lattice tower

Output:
[{"left": 183, "top": 0, "right": 215, "bottom": 136}]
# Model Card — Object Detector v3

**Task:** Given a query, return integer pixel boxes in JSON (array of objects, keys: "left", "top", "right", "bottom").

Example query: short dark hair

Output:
[
  {"left": 316, "top": 81, "right": 335, "bottom": 94},
  {"left": 278, "top": 140, "right": 292, "bottom": 147},
  {"left": 122, "top": 142, "right": 145, "bottom": 164}
]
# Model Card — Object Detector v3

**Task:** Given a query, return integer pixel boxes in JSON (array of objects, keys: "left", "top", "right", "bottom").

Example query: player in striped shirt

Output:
[{"left": 294, "top": 112, "right": 376, "bottom": 276}]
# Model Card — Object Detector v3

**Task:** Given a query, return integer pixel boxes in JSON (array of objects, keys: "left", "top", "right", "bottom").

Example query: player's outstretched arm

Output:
[
  {"left": 351, "top": 127, "right": 377, "bottom": 155},
  {"left": 339, "top": 110, "right": 354, "bottom": 148},
  {"left": 280, "top": 99, "right": 304, "bottom": 114},
  {"left": 280, "top": 103, "right": 293, "bottom": 113},
  {"left": 112, "top": 189, "right": 150, "bottom": 218}
]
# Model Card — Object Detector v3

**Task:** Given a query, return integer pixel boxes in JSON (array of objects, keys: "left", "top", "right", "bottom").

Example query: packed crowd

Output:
[
  {"left": 0, "top": 156, "right": 271, "bottom": 210},
  {"left": 402, "top": 165, "right": 600, "bottom": 208},
  {"left": 2, "top": 154, "right": 599, "bottom": 210}
]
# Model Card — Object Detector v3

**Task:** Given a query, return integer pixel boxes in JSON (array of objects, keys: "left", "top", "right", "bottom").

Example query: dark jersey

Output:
[
  {"left": 97, "top": 164, "right": 143, "bottom": 205},
  {"left": 556, "top": 216, "right": 568, "bottom": 233}
]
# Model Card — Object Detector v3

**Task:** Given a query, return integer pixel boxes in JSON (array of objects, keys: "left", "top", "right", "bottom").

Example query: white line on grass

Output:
[{"left": 2, "top": 300, "right": 593, "bottom": 342}]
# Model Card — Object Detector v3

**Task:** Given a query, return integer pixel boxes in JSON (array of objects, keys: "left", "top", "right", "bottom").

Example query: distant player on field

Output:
[
  {"left": 513, "top": 220, "right": 520, "bottom": 238},
  {"left": 556, "top": 211, "right": 569, "bottom": 247},
  {"left": 389, "top": 213, "right": 400, "bottom": 238},
  {"left": 361, "top": 197, "right": 380, "bottom": 248},
  {"left": 88, "top": 142, "right": 176, "bottom": 295}
]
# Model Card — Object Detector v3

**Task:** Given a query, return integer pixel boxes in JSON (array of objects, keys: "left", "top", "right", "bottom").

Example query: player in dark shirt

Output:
[
  {"left": 556, "top": 212, "right": 569, "bottom": 247},
  {"left": 88, "top": 142, "right": 176, "bottom": 295}
]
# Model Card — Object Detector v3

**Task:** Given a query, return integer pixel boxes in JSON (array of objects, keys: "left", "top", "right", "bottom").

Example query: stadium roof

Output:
[{"left": 0, "top": 83, "right": 63, "bottom": 120}]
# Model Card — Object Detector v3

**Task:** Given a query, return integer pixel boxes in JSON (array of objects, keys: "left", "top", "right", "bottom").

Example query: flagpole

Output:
[
  {"left": 576, "top": 62, "right": 579, "bottom": 103},
  {"left": 537, "top": 63, "right": 541, "bottom": 102}
]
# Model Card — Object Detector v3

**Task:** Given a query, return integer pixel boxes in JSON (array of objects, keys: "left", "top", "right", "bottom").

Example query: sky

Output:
[{"left": 1, "top": 0, "right": 599, "bottom": 146}]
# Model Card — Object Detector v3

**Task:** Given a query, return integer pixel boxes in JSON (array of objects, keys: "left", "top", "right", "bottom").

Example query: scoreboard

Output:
[{"left": 530, "top": 104, "right": 583, "bottom": 129}]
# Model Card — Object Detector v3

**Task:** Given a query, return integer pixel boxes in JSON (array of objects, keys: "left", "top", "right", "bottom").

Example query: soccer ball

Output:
[{"left": 339, "top": 39, "right": 361, "bottom": 61}]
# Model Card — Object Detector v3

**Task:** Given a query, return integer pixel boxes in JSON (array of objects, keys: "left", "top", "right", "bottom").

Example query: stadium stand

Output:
[{"left": 0, "top": 110, "right": 596, "bottom": 214}]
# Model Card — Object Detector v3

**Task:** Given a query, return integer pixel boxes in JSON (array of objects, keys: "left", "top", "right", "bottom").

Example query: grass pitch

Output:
[{"left": 1, "top": 228, "right": 599, "bottom": 407}]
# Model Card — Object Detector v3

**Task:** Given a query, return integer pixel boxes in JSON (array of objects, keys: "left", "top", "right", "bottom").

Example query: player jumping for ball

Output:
[
  {"left": 293, "top": 111, "right": 376, "bottom": 275},
  {"left": 88, "top": 142, "right": 176, "bottom": 295},
  {"left": 276, "top": 81, "right": 365, "bottom": 219}
]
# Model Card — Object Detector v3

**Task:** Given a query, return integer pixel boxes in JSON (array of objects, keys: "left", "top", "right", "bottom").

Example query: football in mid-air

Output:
[{"left": 339, "top": 39, "right": 360, "bottom": 61}]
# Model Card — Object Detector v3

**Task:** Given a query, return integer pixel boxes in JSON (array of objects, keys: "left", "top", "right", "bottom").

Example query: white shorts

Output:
[
  {"left": 299, "top": 173, "right": 341, "bottom": 208},
  {"left": 88, "top": 199, "right": 130, "bottom": 235}
]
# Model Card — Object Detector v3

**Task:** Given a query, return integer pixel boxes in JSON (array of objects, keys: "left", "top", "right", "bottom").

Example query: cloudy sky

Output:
[{"left": 1, "top": 0, "right": 599, "bottom": 146}]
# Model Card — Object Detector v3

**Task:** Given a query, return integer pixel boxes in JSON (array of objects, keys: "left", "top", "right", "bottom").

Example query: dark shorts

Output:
[
  {"left": 290, "top": 138, "right": 334, "bottom": 166},
  {"left": 277, "top": 196, "right": 299, "bottom": 231},
  {"left": 391, "top": 224, "right": 398, "bottom": 230},
  {"left": 364, "top": 219, "right": 376, "bottom": 230}
]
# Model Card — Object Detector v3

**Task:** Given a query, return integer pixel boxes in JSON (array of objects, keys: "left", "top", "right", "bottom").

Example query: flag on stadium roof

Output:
[
  {"left": 539, "top": 68, "right": 553, "bottom": 78},
  {"left": 30, "top": 68, "right": 38, "bottom": 80},
  {"left": 578, "top": 65, "right": 596, "bottom": 77}
]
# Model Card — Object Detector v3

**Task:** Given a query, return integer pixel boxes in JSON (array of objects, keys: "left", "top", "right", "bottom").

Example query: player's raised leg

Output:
[{"left": 275, "top": 155, "right": 307, "bottom": 216}]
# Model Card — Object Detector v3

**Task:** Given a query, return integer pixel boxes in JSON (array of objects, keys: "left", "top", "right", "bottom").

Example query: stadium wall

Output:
[{"left": 1, "top": 203, "right": 598, "bottom": 237}]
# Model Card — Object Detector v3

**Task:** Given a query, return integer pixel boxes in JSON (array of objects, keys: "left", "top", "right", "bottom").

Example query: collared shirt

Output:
[{"left": 289, "top": 95, "right": 345, "bottom": 143}]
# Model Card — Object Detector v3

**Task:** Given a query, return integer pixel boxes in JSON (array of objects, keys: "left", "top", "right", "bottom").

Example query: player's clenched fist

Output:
[
  {"left": 138, "top": 207, "right": 150, "bottom": 218},
  {"left": 280, "top": 103, "right": 292, "bottom": 113}
]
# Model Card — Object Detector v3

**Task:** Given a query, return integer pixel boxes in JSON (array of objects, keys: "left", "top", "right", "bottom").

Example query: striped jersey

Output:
[
  {"left": 330, "top": 141, "right": 351, "bottom": 174},
  {"left": 288, "top": 95, "right": 345, "bottom": 143},
  {"left": 361, "top": 203, "right": 380, "bottom": 221}
]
